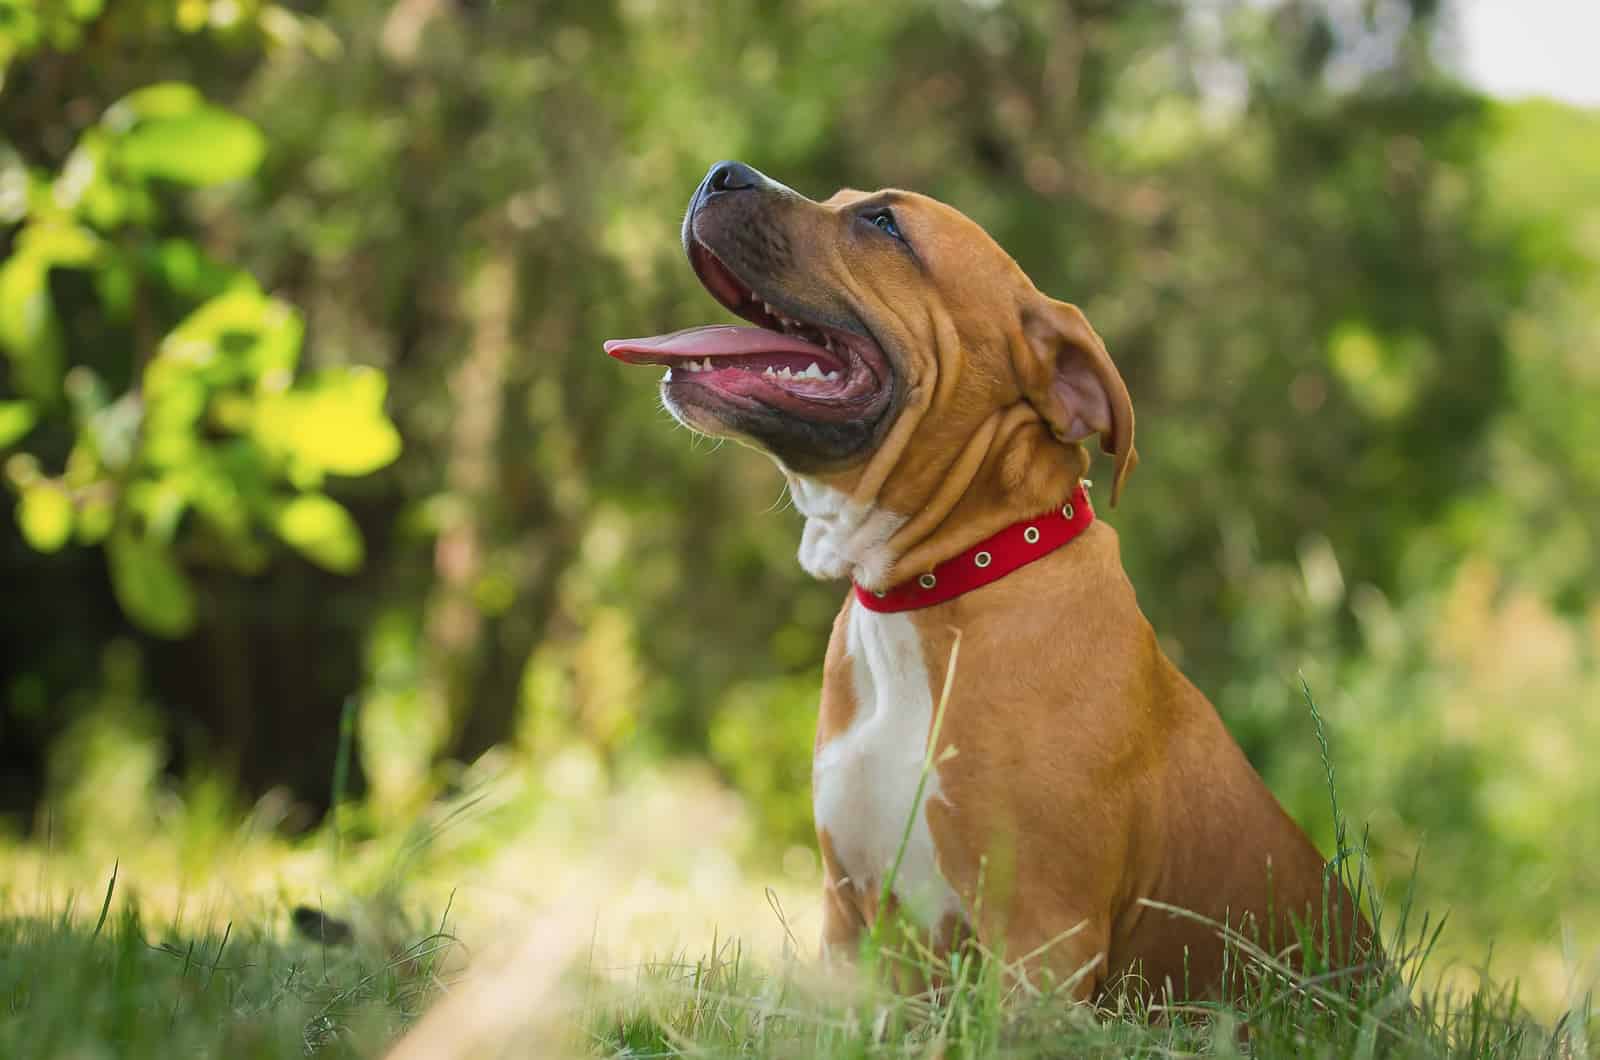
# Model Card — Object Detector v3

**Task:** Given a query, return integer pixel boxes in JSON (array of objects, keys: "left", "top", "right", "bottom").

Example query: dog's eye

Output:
[{"left": 863, "top": 209, "right": 903, "bottom": 242}]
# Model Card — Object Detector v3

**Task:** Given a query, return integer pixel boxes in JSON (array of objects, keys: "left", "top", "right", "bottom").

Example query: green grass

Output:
[
  {"left": 577, "top": 677, "right": 1594, "bottom": 1059},
  {"left": 2, "top": 886, "right": 1590, "bottom": 1059},
  {"left": 1, "top": 683, "right": 1595, "bottom": 1058},
  {"left": 588, "top": 932, "right": 1588, "bottom": 1059},
  {"left": 0, "top": 901, "right": 452, "bottom": 1058}
]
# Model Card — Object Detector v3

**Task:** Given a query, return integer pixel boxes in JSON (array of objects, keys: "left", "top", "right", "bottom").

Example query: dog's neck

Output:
[
  {"left": 785, "top": 407, "right": 1087, "bottom": 591},
  {"left": 786, "top": 476, "right": 906, "bottom": 588}
]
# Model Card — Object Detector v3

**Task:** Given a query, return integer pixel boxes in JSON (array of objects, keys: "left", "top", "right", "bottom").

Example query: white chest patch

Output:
[
  {"left": 813, "top": 603, "right": 964, "bottom": 930},
  {"left": 784, "top": 476, "right": 904, "bottom": 589}
]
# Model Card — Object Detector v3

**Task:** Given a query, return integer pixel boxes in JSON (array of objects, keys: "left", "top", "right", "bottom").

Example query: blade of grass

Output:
[{"left": 90, "top": 859, "right": 118, "bottom": 941}]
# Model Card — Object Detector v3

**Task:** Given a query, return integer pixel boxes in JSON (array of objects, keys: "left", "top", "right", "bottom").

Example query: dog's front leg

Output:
[
  {"left": 818, "top": 834, "right": 865, "bottom": 960},
  {"left": 991, "top": 911, "right": 1110, "bottom": 1002}
]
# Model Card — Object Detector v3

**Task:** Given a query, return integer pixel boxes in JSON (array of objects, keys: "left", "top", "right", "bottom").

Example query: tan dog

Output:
[{"left": 607, "top": 162, "right": 1370, "bottom": 1000}]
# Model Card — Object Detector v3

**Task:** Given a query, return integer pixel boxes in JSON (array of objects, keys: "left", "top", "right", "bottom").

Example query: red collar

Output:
[{"left": 853, "top": 483, "right": 1094, "bottom": 613}]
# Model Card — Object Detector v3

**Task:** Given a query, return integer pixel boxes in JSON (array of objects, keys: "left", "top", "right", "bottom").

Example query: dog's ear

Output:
[{"left": 1015, "top": 298, "right": 1138, "bottom": 506}]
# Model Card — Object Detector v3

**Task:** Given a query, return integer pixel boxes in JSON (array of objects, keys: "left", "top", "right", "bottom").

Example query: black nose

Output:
[{"left": 704, "top": 160, "right": 762, "bottom": 195}]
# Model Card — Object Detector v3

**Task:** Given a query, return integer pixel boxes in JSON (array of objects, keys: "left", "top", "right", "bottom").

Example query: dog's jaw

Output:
[{"left": 786, "top": 474, "right": 905, "bottom": 589}]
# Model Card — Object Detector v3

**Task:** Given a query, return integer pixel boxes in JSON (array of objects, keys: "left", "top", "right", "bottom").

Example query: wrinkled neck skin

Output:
[{"left": 782, "top": 324, "right": 1090, "bottom": 592}]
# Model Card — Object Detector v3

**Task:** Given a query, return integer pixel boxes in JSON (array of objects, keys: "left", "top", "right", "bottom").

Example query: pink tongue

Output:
[{"left": 604, "top": 325, "right": 835, "bottom": 366}]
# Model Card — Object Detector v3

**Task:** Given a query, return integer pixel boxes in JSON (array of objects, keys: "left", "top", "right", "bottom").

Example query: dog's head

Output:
[{"left": 606, "top": 161, "right": 1136, "bottom": 509}]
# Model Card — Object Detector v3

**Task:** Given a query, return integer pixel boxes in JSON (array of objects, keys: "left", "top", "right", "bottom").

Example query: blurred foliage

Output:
[
  {"left": 0, "top": 0, "right": 1597, "bottom": 1006},
  {"left": 0, "top": 56, "right": 399, "bottom": 633}
]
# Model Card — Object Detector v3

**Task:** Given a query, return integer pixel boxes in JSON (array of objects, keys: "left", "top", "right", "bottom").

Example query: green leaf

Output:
[
  {"left": 152, "top": 286, "right": 303, "bottom": 391},
  {"left": 0, "top": 255, "right": 48, "bottom": 350},
  {"left": 54, "top": 130, "right": 133, "bottom": 229},
  {"left": 0, "top": 223, "right": 104, "bottom": 401},
  {"left": 0, "top": 142, "right": 30, "bottom": 224},
  {"left": 149, "top": 238, "right": 240, "bottom": 302},
  {"left": 139, "top": 376, "right": 206, "bottom": 466},
  {"left": 102, "top": 82, "right": 204, "bottom": 133},
  {"left": 16, "top": 220, "right": 104, "bottom": 264},
  {"left": 117, "top": 105, "right": 266, "bottom": 186},
  {"left": 76, "top": 493, "right": 114, "bottom": 545},
  {"left": 274, "top": 493, "right": 365, "bottom": 573},
  {"left": 0, "top": 256, "right": 61, "bottom": 401},
  {"left": 125, "top": 479, "right": 189, "bottom": 545},
  {"left": 106, "top": 529, "right": 196, "bottom": 638},
  {"left": 0, "top": 400, "right": 36, "bottom": 446},
  {"left": 254, "top": 367, "right": 402, "bottom": 477},
  {"left": 16, "top": 481, "right": 73, "bottom": 552}
]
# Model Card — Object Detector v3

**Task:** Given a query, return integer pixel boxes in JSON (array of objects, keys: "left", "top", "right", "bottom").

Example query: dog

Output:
[{"left": 606, "top": 161, "right": 1371, "bottom": 1001}]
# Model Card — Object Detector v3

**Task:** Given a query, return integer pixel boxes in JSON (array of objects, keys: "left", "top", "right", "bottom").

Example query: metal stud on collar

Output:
[
  {"left": 974, "top": 550, "right": 992, "bottom": 569},
  {"left": 1062, "top": 501, "right": 1075, "bottom": 520},
  {"left": 1023, "top": 526, "right": 1041, "bottom": 544},
  {"left": 918, "top": 573, "right": 938, "bottom": 589},
  {"left": 872, "top": 589, "right": 886, "bottom": 598}
]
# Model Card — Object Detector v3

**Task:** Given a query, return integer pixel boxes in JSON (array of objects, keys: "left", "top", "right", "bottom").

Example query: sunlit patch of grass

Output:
[
  {"left": 5, "top": 868, "right": 1588, "bottom": 1059},
  {"left": 2, "top": 677, "right": 1595, "bottom": 1057},
  {"left": 0, "top": 750, "right": 822, "bottom": 1057},
  {"left": 0, "top": 895, "right": 449, "bottom": 1059},
  {"left": 578, "top": 913, "right": 1592, "bottom": 1059},
  {"left": 429, "top": 681, "right": 1598, "bottom": 1058}
]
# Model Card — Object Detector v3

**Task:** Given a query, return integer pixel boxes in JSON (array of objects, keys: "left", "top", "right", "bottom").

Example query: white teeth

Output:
[
  {"left": 759, "top": 362, "right": 840, "bottom": 383},
  {"left": 683, "top": 358, "right": 716, "bottom": 373}
]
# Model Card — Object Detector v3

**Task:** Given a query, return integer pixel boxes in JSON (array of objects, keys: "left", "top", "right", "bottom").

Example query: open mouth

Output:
[{"left": 603, "top": 242, "right": 889, "bottom": 417}]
